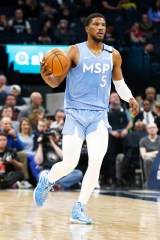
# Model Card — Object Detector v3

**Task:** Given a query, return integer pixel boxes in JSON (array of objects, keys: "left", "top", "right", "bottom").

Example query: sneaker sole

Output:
[
  {"left": 70, "top": 217, "right": 93, "bottom": 225},
  {"left": 33, "top": 171, "right": 49, "bottom": 207}
]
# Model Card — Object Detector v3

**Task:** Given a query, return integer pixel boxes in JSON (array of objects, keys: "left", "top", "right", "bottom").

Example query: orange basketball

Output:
[{"left": 43, "top": 48, "right": 70, "bottom": 76}]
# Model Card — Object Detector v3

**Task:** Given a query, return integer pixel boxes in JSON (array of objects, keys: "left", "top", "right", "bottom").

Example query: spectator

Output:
[
  {"left": 33, "top": 119, "right": 47, "bottom": 151},
  {"left": 0, "top": 14, "right": 8, "bottom": 32},
  {"left": 145, "top": 86, "right": 157, "bottom": 111},
  {"left": 134, "top": 99, "right": 157, "bottom": 128},
  {"left": 28, "top": 108, "right": 44, "bottom": 131},
  {"left": 44, "top": 113, "right": 54, "bottom": 130},
  {"left": 18, "top": 92, "right": 45, "bottom": 120},
  {"left": 18, "top": 118, "right": 34, "bottom": 154},
  {"left": 75, "top": 0, "right": 98, "bottom": 19},
  {"left": 140, "top": 13, "right": 157, "bottom": 40},
  {"left": 148, "top": 0, "right": 160, "bottom": 22},
  {"left": 0, "top": 117, "right": 23, "bottom": 151},
  {"left": 0, "top": 105, "right": 19, "bottom": 132},
  {"left": 18, "top": 117, "right": 39, "bottom": 186},
  {"left": 51, "top": 109, "right": 65, "bottom": 132},
  {"left": 116, "top": 120, "right": 147, "bottom": 187},
  {"left": 40, "top": 2, "right": 58, "bottom": 21},
  {"left": 8, "top": 8, "right": 32, "bottom": 34},
  {"left": 37, "top": 19, "right": 53, "bottom": 44},
  {"left": 104, "top": 22, "right": 118, "bottom": 47},
  {"left": 59, "top": 7, "right": 74, "bottom": 25},
  {"left": 140, "top": 122, "right": 160, "bottom": 184},
  {"left": 102, "top": 92, "right": 133, "bottom": 184},
  {"left": 154, "top": 101, "right": 160, "bottom": 134},
  {"left": 143, "top": 42, "right": 160, "bottom": 63},
  {"left": 0, "top": 132, "right": 24, "bottom": 189},
  {"left": 10, "top": 84, "right": 26, "bottom": 106},
  {"left": 22, "top": 0, "right": 40, "bottom": 20},
  {"left": 130, "top": 22, "right": 146, "bottom": 44},
  {"left": 5, "top": 94, "right": 20, "bottom": 121},
  {"left": 53, "top": 19, "right": 75, "bottom": 44},
  {"left": 34, "top": 128, "right": 83, "bottom": 190},
  {"left": 0, "top": 74, "right": 10, "bottom": 93}
]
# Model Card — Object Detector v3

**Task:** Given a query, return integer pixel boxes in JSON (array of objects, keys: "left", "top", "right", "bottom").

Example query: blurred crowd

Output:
[
  {"left": 0, "top": 71, "right": 160, "bottom": 190},
  {"left": 0, "top": 0, "right": 159, "bottom": 53}
]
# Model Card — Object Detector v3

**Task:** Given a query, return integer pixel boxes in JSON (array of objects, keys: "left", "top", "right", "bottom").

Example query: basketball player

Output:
[{"left": 34, "top": 13, "right": 139, "bottom": 224}]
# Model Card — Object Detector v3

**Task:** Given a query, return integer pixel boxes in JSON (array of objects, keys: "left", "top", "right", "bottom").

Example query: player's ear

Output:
[{"left": 85, "top": 26, "right": 89, "bottom": 33}]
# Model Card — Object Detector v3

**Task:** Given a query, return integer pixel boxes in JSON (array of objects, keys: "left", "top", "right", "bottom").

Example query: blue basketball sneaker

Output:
[
  {"left": 33, "top": 171, "right": 54, "bottom": 206},
  {"left": 70, "top": 202, "right": 93, "bottom": 224}
]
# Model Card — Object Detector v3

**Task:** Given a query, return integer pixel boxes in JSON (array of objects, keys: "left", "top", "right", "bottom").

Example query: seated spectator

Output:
[
  {"left": 37, "top": 19, "right": 53, "bottom": 44},
  {"left": 102, "top": 92, "right": 133, "bottom": 184},
  {"left": 0, "top": 117, "right": 23, "bottom": 151},
  {"left": 10, "top": 84, "right": 26, "bottom": 106},
  {"left": 40, "top": 2, "right": 58, "bottom": 21},
  {"left": 18, "top": 118, "right": 34, "bottom": 154},
  {"left": 75, "top": 0, "right": 98, "bottom": 19},
  {"left": 18, "top": 117, "right": 39, "bottom": 186},
  {"left": 59, "top": 7, "right": 74, "bottom": 25},
  {"left": 29, "top": 109, "right": 44, "bottom": 131},
  {"left": 134, "top": 99, "right": 157, "bottom": 128},
  {"left": 104, "top": 23, "right": 118, "bottom": 47},
  {"left": 0, "top": 105, "right": 19, "bottom": 132},
  {"left": 33, "top": 119, "right": 47, "bottom": 151},
  {"left": 53, "top": 19, "right": 75, "bottom": 44},
  {"left": 22, "top": 0, "right": 40, "bottom": 20},
  {"left": 143, "top": 43, "right": 160, "bottom": 64},
  {"left": 44, "top": 113, "right": 54, "bottom": 130},
  {"left": 51, "top": 109, "right": 65, "bottom": 132},
  {"left": 0, "top": 132, "right": 24, "bottom": 189},
  {"left": 130, "top": 22, "right": 146, "bottom": 44},
  {"left": 148, "top": 0, "right": 160, "bottom": 22},
  {"left": 5, "top": 94, "right": 20, "bottom": 121},
  {"left": 8, "top": 8, "right": 32, "bottom": 34},
  {"left": 18, "top": 92, "right": 45, "bottom": 120},
  {"left": 145, "top": 86, "right": 157, "bottom": 111},
  {"left": 34, "top": 128, "right": 83, "bottom": 190},
  {"left": 140, "top": 13, "right": 157, "bottom": 40},
  {"left": 116, "top": 120, "right": 147, "bottom": 187},
  {"left": 154, "top": 101, "right": 160, "bottom": 134},
  {"left": 140, "top": 123, "right": 160, "bottom": 185},
  {"left": 0, "top": 14, "right": 8, "bottom": 32},
  {"left": 0, "top": 74, "right": 10, "bottom": 105}
]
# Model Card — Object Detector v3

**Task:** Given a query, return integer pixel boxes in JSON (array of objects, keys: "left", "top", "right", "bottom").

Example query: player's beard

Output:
[{"left": 91, "top": 34, "right": 104, "bottom": 43}]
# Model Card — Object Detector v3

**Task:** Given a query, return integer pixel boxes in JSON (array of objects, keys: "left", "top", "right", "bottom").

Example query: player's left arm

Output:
[{"left": 112, "top": 49, "right": 139, "bottom": 117}]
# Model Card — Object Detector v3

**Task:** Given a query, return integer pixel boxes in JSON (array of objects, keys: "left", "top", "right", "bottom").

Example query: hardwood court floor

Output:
[{"left": 0, "top": 189, "right": 160, "bottom": 240}]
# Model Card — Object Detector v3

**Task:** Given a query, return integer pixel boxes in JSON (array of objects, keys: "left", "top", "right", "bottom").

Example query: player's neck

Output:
[{"left": 86, "top": 41, "right": 103, "bottom": 56}]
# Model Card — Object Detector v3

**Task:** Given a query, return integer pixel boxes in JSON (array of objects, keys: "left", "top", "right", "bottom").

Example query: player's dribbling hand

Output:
[
  {"left": 129, "top": 98, "right": 139, "bottom": 118},
  {"left": 40, "top": 61, "right": 53, "bottom": 78}
]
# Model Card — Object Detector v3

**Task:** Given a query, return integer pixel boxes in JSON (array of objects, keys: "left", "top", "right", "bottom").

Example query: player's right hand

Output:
[{"left": 40, "top": 61, "right": 52, "bottom": 77}]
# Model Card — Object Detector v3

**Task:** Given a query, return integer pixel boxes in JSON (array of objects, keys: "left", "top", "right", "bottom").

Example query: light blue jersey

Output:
[{"left": 64, "top": 41, "right": 113, "bottom": 110}]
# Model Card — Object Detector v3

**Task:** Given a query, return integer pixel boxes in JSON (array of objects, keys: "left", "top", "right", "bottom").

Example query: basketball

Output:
[{"left": 43, "top": 48, "right": 70, "bottom": 76}]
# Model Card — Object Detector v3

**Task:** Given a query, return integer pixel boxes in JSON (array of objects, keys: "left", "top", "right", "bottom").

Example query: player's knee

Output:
[{"left": 64, "top": 162, "right": 77, "bottom": 174}]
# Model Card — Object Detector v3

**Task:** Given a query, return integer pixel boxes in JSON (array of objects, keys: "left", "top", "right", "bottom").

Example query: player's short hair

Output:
[{"left": 84, "top": 13, "right": 106, "bottom": 27}]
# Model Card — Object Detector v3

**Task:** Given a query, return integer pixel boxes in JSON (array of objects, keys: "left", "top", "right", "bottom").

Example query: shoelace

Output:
[{"left": 37, "top": 185, "right": 51, "bottom": 199}]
